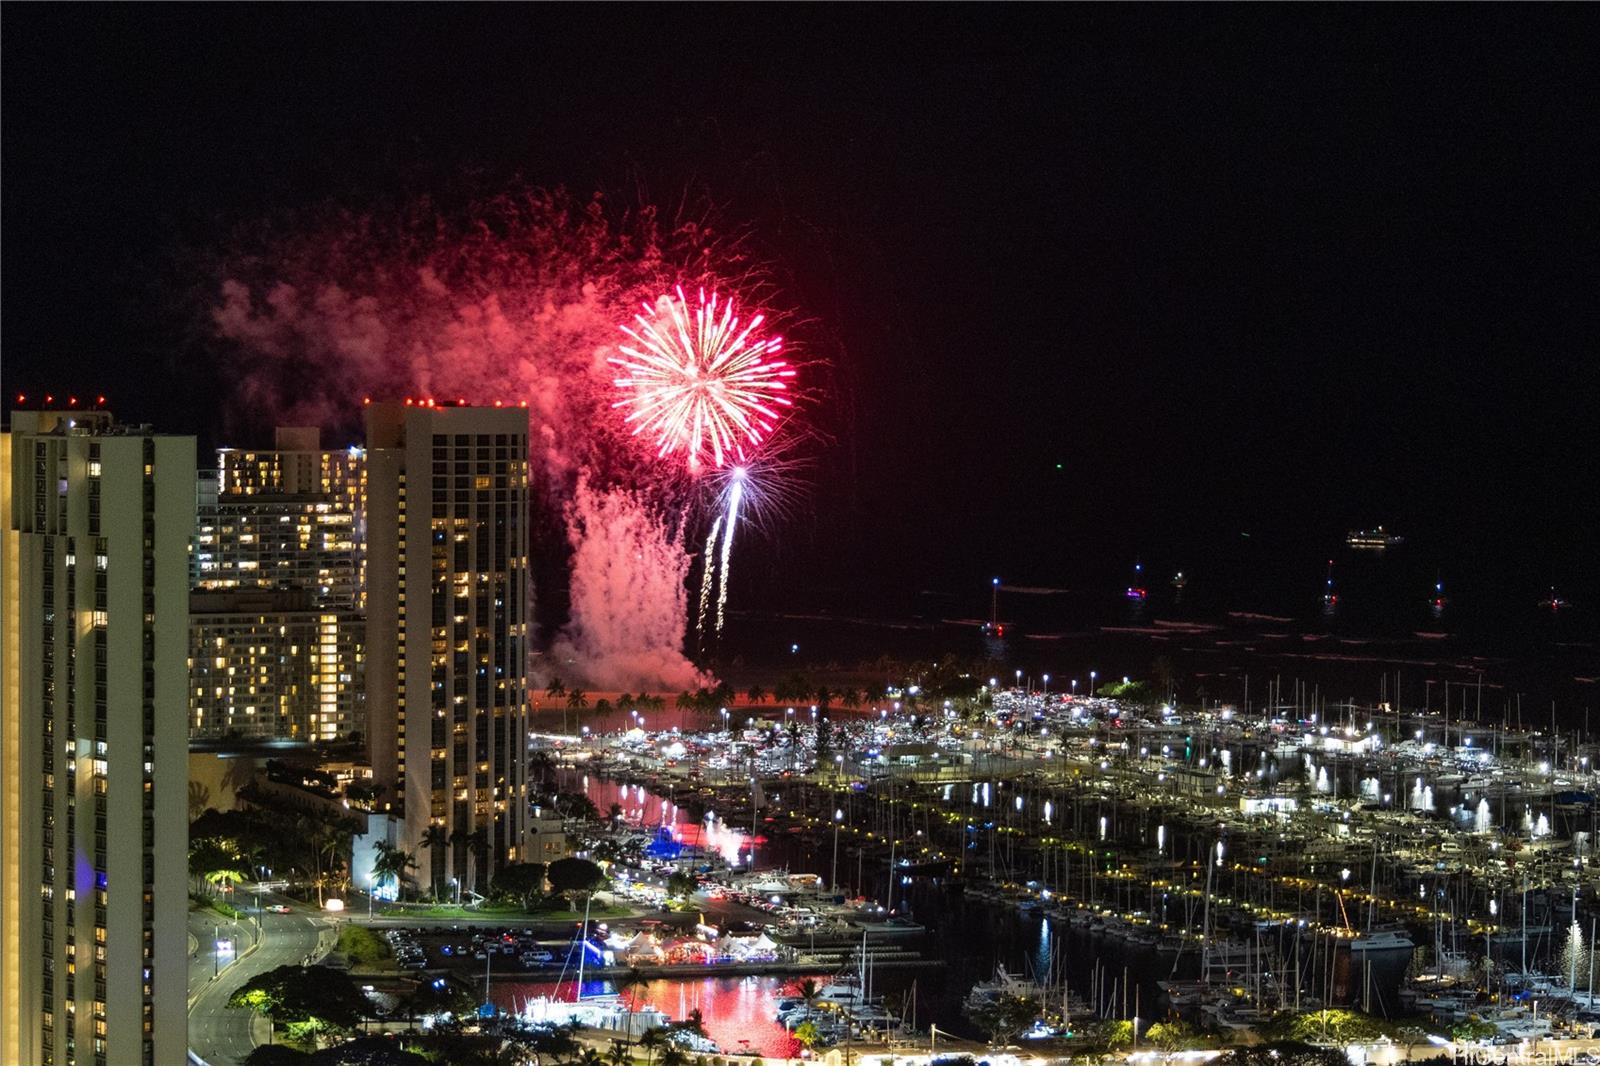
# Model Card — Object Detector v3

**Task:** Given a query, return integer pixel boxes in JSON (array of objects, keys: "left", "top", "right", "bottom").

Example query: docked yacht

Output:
[{"left": 1347, "top": 926, "right": 1415, "bottom": 953}]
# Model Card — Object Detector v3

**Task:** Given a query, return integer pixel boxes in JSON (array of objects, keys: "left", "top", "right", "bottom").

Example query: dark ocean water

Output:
[{"left": 709, "top": 547, "right": 1597, "bottom": 722}]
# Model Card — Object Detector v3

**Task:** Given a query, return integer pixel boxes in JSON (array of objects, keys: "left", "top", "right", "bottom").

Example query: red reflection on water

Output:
[{"left": 494, "top": 977, "right": 818, "bottom": 1058}]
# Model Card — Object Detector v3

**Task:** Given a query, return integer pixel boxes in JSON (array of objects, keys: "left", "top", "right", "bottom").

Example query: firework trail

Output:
[
  {"left": 695, "top": 514, "right": 723, "bottom": 649},
  {"left": 611, "top": 287, "right": 794, "bottom": 474},
  {"left": 714, "top": 471, "right": 745, "bottom": 634}
]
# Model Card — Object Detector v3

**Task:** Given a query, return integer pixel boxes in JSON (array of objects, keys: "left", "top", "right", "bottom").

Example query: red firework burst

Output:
[{"left": 610, "top": 286, "right": 794, "bottom": 473}]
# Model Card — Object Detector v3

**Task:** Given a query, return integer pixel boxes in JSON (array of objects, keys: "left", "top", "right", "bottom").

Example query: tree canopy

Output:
[
  {"left": 228, "top": 964, "right": 369, "bottom": 1032},
  {"left": 547, "top": 856, "right": 607, "bottom": 896}
]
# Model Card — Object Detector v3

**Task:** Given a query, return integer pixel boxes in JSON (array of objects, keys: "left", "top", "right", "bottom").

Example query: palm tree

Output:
[
  {"left": 420, "top": 824, "right": 450, "bottom": 900},
  {"left": 746, "top": 684, "right": 766, "bottom": 705},
  {"left": 575, "top": 1049, "right": 607, "bottom": 1066},
  {"left": 785, "top": 720, "right": 803, "bottom": 770},
  {"left": 188, "top": 780, "right": 212, "bottom": 821},
  {"left": 606, "top": 1040, "right": 631, "bottom": 1066},
  {"left": 317, "top": 822, "right": 346, "bottom": 899},
  {"left": 841, "top": 688, "right": 862, "bottom": 710},
  {"left": 657, "top": 1045, "right": 688, "bottom": 1066},
  {"left": 792, "top": 1021, "right": 822, "bottom": 1053},
  {"left": 797, "top": 978, "right": 820, "bottom": 1011},
  {"left": 370, "top": 842, "right": 415, "bottom": 902},
  {"left": 448, "top": 827, "right": 471, "bottom": 902},
  {"left": 546, "top": 677, "right": 566, "bottom": 700},
  {"left": 192, "top": 840, "right": 249, "bottom": 898},
  {"left": 639, "top": 1027, "right": 665, "bottom": 1066},
  {"left": 616, "top": 965, "right": 654, "bottom": 1058},
  {"left": 465, "top": 827, "right": 490, "bottom": 899},
  {"left": 296, "top": 814, "right": 336, "bottom": 905},
  {"left": 566, "top": 689, "right": 589, "bottom": 712}
]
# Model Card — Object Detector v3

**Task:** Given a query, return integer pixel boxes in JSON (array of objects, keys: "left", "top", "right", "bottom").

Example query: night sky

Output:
[{"left": 4, "top": 7, "right": 1597, "bottom": 630}]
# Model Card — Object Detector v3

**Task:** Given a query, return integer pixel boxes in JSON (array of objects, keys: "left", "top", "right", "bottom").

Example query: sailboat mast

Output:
[{"left": 575, "top": 892, "right": 592, "bottom": 997}]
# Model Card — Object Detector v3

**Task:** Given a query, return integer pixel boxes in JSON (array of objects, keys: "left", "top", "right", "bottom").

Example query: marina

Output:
[{"left": 513, "top": 674, "right": 1600, "bottom": 1052}]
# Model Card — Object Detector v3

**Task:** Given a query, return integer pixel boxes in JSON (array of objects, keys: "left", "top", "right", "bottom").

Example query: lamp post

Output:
[
  {"left": 1089, "top": 671, "right": 1097, "bottom": 697},
  {"left": 832, "top": 808, "right": 844, "bottom": 892},
  {"left": 1043, "top": 674, "right": 1051, "bottom": 695}
]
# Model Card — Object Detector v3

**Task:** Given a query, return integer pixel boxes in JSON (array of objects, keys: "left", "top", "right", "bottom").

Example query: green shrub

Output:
[{"left": 337, "top": 924, "right": 392, "bottom": 965}]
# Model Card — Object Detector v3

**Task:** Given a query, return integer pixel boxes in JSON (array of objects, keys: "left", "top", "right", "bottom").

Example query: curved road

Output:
[{"left": 188, "top": 887, "right": 333, "bottom": 1066}]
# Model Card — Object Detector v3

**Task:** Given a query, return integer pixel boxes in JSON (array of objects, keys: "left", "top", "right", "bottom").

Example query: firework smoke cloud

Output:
[{"left": 207, "top": 186, "right": 743, "bottom": 690}]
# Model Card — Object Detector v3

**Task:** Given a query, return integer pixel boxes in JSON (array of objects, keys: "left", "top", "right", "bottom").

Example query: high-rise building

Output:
[
  {"left": 189, "top": 427, "right": 364, "bottom": 741},
  {"left": 364, "top": 402, "right": 530, "bottom": 896},
  {"left": 187, "top": 589, "right": 356, "bottom": 740},
  {"left": 2, "top": 408, "right": 193, "bottom": 1066}
]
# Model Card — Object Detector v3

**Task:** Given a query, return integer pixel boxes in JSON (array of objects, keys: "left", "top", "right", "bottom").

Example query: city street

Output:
[{"left": 187, "top": 887, "right": 333, "bottom": 1066}]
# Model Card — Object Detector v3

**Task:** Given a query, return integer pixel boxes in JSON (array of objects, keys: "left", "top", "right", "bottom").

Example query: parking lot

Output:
[{"left": 378, "top": 924, "right": 576, "bottom": 972}]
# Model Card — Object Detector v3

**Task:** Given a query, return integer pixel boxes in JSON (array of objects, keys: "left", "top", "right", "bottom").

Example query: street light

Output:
[
  {"left": 1042, "top": 674, "right": 1050, "bottom": 695},
  {"left": 832, "top": 808, "right": 844, "bottom": 891},
  {"left": 1089, "top": 671, "right": 1097, "bottom": 697}
]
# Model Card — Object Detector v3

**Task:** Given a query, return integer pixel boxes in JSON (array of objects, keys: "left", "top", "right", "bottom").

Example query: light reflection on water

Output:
[
  {"left": 576, "top": 775, "right": 758, "bottom": 866},
  {"left": 549, "top": 773, "right": 1413, "bottom": 1038},
  {"left": 492, "top": 976, "right": 815, "bottom": 1058}
]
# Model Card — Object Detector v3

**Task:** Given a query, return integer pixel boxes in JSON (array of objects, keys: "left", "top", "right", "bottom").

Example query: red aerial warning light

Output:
[{"left": 96, "top": 396, "right": 106, "bottom": 406}]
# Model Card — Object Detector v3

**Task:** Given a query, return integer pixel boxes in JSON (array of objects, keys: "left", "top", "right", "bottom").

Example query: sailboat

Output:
[{"left": 1347, "top": 837, "right": 1414, "bottom": 955}]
